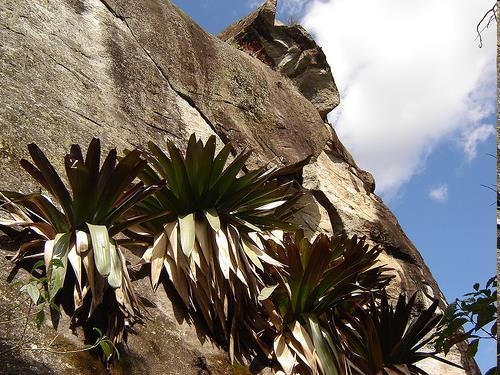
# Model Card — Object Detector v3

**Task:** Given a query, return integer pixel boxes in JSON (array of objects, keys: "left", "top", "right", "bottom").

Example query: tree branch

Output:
[{"left": 476, "top": 3, "right": 498, "bottom": 48}]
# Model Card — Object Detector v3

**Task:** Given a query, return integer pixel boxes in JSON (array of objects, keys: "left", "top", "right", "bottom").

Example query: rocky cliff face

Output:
[
  {"left": 218, "top": 0, "right": 339, "bottom": 120},
  {"left": 0, "top": 0, "right": 479, "bottom": 374}
]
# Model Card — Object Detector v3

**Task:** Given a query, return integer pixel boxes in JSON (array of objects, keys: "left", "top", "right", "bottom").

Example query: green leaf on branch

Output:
[
  {"left": 50, "top": 259, "right": 64, "bottom": 269},
  {"left": 35, "top": 310, "right": 45, "bottom": 330},
  {"left": 99, "top": 340, "right": 112, "bottom": 359},
  {"left": 48, "top": 233, "right": 70, "bottom": 301},
  {"left": 31, "top": 260, "right": 45, "bottom": 273},
  {"left": 20, "top": 282, "right": 40, "bottom": 305},
  {"left": 467, "top": 339, "right": 479, "bottom": 358}
]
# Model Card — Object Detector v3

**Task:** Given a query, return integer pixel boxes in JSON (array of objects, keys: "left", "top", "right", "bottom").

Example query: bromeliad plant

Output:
[
  {"left": 338, "top": 293, "right": 464, "bottom": 375},
  {"left": 0, "top": 134, "right": 469, "bottom": 373},
  {"left": 0, "top": 139, "right": 163, "bottom": 346},
  {"left": 132, "top": 134, "right": 298, "bottom": 359},
  {"left": 259, "top": 232, "right": 393, "bottom": 374}
]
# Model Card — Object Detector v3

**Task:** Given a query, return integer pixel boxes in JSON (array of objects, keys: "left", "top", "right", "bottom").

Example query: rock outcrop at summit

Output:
[
  {"left": 0, "top": 0, "right": 479, "bottom": 374},
  {"left": 219, "top": 0, "right": 339, "bottom": 120}
]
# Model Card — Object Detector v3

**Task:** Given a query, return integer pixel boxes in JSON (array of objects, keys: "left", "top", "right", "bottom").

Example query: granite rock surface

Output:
[{"left": 0, "top": 0, "right": 479, "bottom": 373}]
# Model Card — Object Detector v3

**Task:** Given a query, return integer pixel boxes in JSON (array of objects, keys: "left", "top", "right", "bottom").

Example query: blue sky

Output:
[
  {"left": 390, "top": 133, "right": 497, "bottom": 372},
  {"left": 172, "top": 0, "right": 496, "bottom": 371}
]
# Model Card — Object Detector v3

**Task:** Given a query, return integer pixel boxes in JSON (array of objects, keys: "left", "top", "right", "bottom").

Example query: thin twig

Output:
[
  {"left": 20, "top": 302, "right": 32, "bottom": 341},
  {"left": 478, "top": 326, "right": 495, "bottom": 340},
  {"left": 0, "top": 309, "right": 40, "bottom": 324},
  {"left": 21, "top": 343, "right": 99, "bottom": 355},
  {"left": 465, "top": 311, "right": 496, "bottom": 340},
  {"left": 0, "top": 303, "right": 35, "bottom": 357},
  {"left": 47, "top": 333, "right": 60, "bottom": 348},
  {"left": 17, "top": 253, "right": 44, "bottom": 260},
  {"left": 480, "top": 184, "right": 497, "bottom": 193},
  {"left": 476, "top": 3, "right": 498, "bottom": 48},
  {"left": 0, "top": 336, "right": 34, "bottom": 357}
]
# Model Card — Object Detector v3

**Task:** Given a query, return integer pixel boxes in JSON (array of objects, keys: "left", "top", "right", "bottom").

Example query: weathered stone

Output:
[
  {"left": 219, "top": 0, "right": 340, "bottom": 120},
  {"left": 101, "top": 0, "right": 330, "bottom": 170},
  {"left": 300, "top": 150, "right": 479, "bottom": 374},
  {"left": 0, "top": 0, "right": 480, "bottom": 373},
  {"left": 0, "top": 242, "right": 232, "bottom": 375},
  {"left": 289, "top": 192, "right": 335, "bottom": 239}
]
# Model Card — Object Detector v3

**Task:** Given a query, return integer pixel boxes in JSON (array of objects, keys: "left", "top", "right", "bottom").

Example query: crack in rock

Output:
[{"left": 97, "top": 0, "right": 225, "bottom": 146}]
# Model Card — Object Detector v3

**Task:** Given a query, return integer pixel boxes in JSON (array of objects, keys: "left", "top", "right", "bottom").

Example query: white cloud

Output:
[
  {"left": 461, "top": 124, "right": 495, "bottom": 160},
  {"left": 429, "top": 184, "right": 448, "bottom": 202},
  {"left": 301, "top": 0, "right": 496, "bottom": 196}
]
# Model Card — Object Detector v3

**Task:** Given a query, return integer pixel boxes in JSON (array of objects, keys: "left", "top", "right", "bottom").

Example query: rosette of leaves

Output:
[
  {"left": 132, "top": 134, "right": 298, "bottom": 359},
  {"left": 0, "top": 139, "right": 163, "bottom": 347},
  {"left": 259, "top": 232, "right": 393, "bottom": 375},
  {"left": 339, "top": 293, "right": 464, "bottom": 375}
]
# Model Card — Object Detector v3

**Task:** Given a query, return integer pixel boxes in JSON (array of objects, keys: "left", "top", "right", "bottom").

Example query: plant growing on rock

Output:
[
  {"left": 131, "top": 134, "right": 298, "bottom": 359},
  {"left": 259, "top": 232, "right": 393, "bottom": 374},
  {"left": 338, "top": 292, "right": 463, "bottom": 375},
  {"left": 0, "top": 135, "right": 472, "bottom": 373},
  {"left": 434, "top": 277, "right": 497, "bottom": 374},
  {"left": 0, "top": 139, "right": 163, "bottom": 350}
]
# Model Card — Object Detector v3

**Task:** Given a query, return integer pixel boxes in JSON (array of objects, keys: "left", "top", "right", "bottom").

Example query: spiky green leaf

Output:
[
  {"left": 178, "top": 213, "right": 195, "bottom": 257},
  {"left": 107, "top": 241, "right": 122, "bottom": 288},
  {"left": 48, "top": 233, "right": 70, "bottom": 300},
  {"left": 87, "top": 223, "right": 111, "bottom": 276}
]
